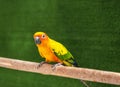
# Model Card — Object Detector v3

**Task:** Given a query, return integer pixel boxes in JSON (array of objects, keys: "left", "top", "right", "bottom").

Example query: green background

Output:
[{"left": 0, "top": 0, "right": 120, "bottom": 87}]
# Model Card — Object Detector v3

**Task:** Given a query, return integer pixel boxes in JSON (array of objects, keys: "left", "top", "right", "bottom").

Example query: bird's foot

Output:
[
  {"left": 37, "top": 61, "right": 47, "bottom": 69},
  {"left": 51, "top": 63, "right": 63, "bottom": 70}
]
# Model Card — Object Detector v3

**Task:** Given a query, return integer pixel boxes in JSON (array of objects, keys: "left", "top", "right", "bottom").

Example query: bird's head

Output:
[{"left": 33, "top": 32, "right": 49, "bottom": 45}]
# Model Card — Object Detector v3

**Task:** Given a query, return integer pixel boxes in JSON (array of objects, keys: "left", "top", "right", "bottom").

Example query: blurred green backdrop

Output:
[{"left": 0, "top": 0, "right": 120, "bottom": 87}]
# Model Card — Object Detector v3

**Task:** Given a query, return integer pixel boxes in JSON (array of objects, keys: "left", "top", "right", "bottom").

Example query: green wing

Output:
[{"left": 49, "top": 39, "right": 78, "bottom": 66}]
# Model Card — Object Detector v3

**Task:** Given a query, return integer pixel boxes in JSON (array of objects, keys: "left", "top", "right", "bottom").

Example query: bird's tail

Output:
[
  {"left": 72, "top": 59, "right": 78, "bottom": 67},
  {"left": 63, "top": 57, "right": 78, "bottom": 67}
]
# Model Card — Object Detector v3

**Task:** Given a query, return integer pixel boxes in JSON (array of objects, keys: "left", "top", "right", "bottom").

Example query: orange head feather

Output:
[{"left": 33, "top": 32, "right": 49, "bottom": 46}]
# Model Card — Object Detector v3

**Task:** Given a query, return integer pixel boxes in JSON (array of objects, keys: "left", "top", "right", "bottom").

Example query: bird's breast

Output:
[{"left": 38, "top": 46, "right": 61, "bottom": 63}]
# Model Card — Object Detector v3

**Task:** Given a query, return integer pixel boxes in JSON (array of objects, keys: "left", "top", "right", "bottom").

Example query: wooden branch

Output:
[{"left": 0, "top": 57, "right": 120, "bottom": 85}]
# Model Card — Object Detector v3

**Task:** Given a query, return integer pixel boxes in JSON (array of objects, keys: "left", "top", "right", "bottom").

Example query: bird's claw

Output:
[
  {"left": 51, "top": 63, "right": 63, "bottom": 70},
  {"left": 37, "top": 61, "right": 46, "bottom": 69}
]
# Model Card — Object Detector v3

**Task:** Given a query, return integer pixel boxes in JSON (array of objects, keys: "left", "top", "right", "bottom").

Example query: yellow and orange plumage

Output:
[{"left": 33, "top": 32, "right": 78, "bottom": 66}]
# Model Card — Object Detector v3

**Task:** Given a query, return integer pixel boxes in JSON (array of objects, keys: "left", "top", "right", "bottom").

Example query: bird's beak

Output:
[{"left": 34, "top": 37, "right": 41, "bottom": 44}]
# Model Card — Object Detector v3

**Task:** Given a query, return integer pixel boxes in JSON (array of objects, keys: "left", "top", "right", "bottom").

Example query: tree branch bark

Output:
[{"left": 0, "top": 57, "right": 120, "bottom": 85}]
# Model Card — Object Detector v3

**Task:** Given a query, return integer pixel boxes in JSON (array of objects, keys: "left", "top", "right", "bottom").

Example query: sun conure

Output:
[{"left": 33, "top": 32, "right": 78, "bottom": 67}]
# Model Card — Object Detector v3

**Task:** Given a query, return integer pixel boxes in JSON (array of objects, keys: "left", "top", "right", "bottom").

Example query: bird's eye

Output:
[{"left": 41, "top": 34, "right": 46, "bottom": 38}]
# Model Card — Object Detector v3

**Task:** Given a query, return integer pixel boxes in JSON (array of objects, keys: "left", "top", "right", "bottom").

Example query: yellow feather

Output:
[{"left": 49, "top": 39, "right": 68, "bottom": 55}]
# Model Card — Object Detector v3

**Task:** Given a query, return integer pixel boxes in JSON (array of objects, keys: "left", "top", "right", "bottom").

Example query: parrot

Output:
[
  {"left": 33, "top": 32, "right": 78, "bottom": 67},
  {"left": 33, "top": 32, "right": 90, "bottom": 87}
]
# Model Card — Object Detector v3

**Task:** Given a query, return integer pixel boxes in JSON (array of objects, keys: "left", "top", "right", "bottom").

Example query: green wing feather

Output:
[{"left": 49, "top": 39, "right": 78, "bottom": 66}]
